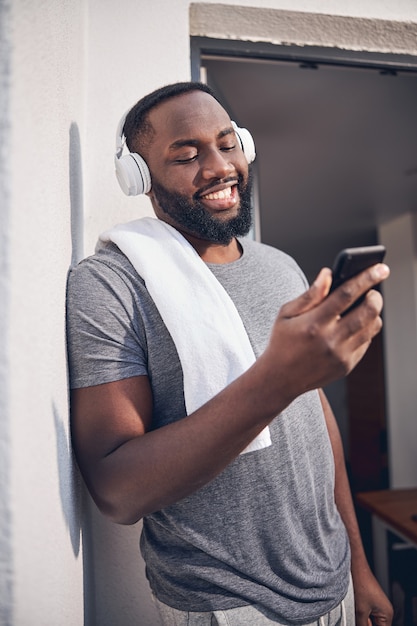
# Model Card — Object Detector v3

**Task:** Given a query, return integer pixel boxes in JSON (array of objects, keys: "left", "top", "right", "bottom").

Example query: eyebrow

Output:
[{"left": 168, "top": 127, "right": 235, "bottom": 151}]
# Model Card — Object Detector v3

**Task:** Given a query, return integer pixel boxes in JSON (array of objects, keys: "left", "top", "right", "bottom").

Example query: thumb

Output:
[{"left": 281, "top": 268, "right": 332, "bottom": 318}]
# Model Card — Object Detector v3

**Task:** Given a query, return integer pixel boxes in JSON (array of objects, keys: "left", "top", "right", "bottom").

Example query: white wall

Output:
[
  {"left": 2, "top": 0, "right": 417, "bottom": 624},
  {"left": 0, "top": 0, "right": 12, "bottom": 622},
  {"left": 3, "top": 0, "right": 87, "bottom": 623}
]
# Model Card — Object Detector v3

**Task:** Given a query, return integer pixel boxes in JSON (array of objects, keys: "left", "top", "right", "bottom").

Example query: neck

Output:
[{"left": 181, "top": 231, "right": 242, "bottom": 263}]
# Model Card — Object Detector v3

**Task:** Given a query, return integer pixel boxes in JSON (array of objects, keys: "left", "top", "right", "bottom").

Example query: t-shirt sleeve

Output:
[{"left": 66, "top": 257, "right": 148, "bottom": 389}]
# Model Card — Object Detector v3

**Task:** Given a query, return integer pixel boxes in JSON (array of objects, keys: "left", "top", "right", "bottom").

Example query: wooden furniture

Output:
[{"left": 356, "top": 488, "right": 417, "bottom": 594}]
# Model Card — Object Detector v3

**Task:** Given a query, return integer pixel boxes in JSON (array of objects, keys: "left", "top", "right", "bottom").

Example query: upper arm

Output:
[
  {"left": 70, "top": 376, "right": 153, "bottom": 500},
  {"left": 67, "top": 257, "right": 160, "bottom": 518}
]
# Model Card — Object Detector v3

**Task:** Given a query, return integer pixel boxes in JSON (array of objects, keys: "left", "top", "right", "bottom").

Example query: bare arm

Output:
[
  {"left": 319, "top": 390, "right": 393, "bottom": 626},
  {"left": 71, "top": 263, "right": 389, "bottom": 525}
]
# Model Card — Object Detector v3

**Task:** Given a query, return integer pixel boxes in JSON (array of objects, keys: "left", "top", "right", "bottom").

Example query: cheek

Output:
[
  {"left": 238, "top": 154, "right": 249, "bottom": 177},
  {"left": 163, "top": 170, "right": 200, "bottom": 197}
]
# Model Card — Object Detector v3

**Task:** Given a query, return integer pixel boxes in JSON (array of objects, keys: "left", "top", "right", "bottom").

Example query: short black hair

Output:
[{"left": 123, "top": 82, "right": 218, "bottom": 153}]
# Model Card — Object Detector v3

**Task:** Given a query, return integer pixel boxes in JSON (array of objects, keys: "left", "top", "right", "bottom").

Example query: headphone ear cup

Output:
[
  {"left": 115, "top": 153, "right": 152, "bottom": 195},
  {"left": 231, "top": 122, "right": 256, "bottom": 164}
]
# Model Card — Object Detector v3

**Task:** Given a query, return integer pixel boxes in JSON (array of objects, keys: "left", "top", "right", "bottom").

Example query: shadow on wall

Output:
[
  {"left": 52, "top": 401, "right": 82, "bottom": 557},
  {"left": 49, "top": 122, "right": 86, "bottom": 559},
  {"left": 69, "top": 122, "right": 84, "bottom": 268},
  {"left": 48, "top": 122, "right": 87, "bottom": 560}
]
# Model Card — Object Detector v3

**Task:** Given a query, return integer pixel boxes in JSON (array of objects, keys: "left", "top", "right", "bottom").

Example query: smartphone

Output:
[{"left": 329, "top": 245, "right": 386, "bottom": 313}]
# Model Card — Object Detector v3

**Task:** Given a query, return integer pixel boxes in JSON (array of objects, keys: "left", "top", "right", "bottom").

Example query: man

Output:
[{"left": 66, "top": 82, "right": 393, "bottom": 625}]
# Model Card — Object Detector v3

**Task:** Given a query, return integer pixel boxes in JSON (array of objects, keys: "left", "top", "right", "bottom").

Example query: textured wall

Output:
[{"left": 190, "top": 3, "right": 417, "bottom": 53}]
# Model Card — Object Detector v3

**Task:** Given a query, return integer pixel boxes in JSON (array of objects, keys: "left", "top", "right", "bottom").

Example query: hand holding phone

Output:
[{"left": 329, "top": 245, "right": 386, "bottom": 314}]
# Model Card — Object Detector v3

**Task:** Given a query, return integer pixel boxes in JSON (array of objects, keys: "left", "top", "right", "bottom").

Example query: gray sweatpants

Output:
[{"left": 153, "top": 575, "right": 355, "bottom": 626}]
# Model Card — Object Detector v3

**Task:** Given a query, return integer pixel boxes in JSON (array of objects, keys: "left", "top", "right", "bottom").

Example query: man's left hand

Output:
[{"left": 354, "top": 569, "right": 394, "bottom": 625}]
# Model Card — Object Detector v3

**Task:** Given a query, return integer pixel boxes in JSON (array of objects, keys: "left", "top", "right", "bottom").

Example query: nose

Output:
[{"left": 199, "top": 148, "right": 234, "bottom": 181}]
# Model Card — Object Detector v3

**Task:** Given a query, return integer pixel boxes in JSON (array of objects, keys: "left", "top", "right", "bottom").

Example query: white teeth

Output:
[{"left": 202, "top": 187, "right": 232, "bottom": 200}]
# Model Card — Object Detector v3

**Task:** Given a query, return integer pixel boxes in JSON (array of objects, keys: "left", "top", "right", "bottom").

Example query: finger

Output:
[
  {"left": 280, "top": 268, "right": 332, "bottom": 318},
  {"left": 321, "top": 291, "right": 383, "bottom": 377},
  {"left": 355, "top": 608, "right": 373, "bottom": 626},
  {"left": 357, "top": 289, "right": 384, "bottom": 320},
  {"left": 337, "top": 290, "right": 384, "bottom": 344},
  {"left": 329, "top": 263, "right": 389, "bottom": 317}
]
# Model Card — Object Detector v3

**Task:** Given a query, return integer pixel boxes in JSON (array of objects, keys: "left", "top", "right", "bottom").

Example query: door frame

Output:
[{"left": 191, "top": 37, "right": 417, "bottom": 81}]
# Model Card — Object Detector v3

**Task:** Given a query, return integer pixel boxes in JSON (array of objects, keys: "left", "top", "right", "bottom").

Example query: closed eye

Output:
[
  {"left": 220, "top": 143, "right": 236, "bottom": 152},
  {"left": 174, "top": 154, "right": 198, "bottom": 163},
  {"left": 173, "top": 143, "right": 236, "bottom": 164}
]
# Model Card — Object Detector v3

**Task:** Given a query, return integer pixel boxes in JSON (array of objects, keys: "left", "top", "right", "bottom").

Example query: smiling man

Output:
[{"left": 66, "top": 82, "right": 393, "bottom": 626}]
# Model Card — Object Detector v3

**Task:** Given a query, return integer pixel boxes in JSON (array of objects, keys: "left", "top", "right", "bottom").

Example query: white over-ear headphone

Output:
[{"left": 114, "top": 113, "right": 256, "bottom": 196}]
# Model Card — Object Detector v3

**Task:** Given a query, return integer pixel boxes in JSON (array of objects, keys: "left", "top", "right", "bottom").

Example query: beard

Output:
[{"left": 151, "top": 172, "right": 253, "bottom": 245}]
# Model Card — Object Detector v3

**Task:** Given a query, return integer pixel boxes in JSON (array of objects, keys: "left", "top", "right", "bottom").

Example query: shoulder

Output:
[
  {"left": 68, "top": 242, "right": 139, "bottom": 283},
  {"left": 66, "top": 243, "right": 152, "bottom": 328},
  {"left": 240, "top": 237, "right": 296, "bottom": 263},
  {"left": 239, "top": 238, "right": 308, "bottom": 286},
  {"left": 67, "top": 242, "right": 145, "bottom": 300}
]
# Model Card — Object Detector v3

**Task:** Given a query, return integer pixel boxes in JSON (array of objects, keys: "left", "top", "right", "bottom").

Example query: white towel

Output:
[{"left": 98, "top": 217, "right": 271, "bottom": 454}]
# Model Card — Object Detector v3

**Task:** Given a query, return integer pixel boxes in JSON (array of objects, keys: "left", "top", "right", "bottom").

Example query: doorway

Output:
[{"left": 191, "top": 37, "right": 417, "bottom": 494}]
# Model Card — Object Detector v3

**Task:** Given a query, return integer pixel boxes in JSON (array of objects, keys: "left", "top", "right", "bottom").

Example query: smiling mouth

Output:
[{"left": 201, "top": 186, "right": 234, "bottom": 201}]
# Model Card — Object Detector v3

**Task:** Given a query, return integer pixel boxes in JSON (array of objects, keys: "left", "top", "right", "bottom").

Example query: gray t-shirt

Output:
[{"left": 66, "top": 237, "right": 350, "bottom": 624}]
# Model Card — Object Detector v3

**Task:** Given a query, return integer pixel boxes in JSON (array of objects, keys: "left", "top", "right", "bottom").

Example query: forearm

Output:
[
  {"left": 319, "top": 391, "right": 370, "bottom": 573},
  {"left": 320, "top": 390, "right": 393, "bottom": 625},
  {"left": 333, "top": 448, "right": 371, "bottom": 580},
  {"left": 81, "top": 360, "right": 290, "bottom": 524}
]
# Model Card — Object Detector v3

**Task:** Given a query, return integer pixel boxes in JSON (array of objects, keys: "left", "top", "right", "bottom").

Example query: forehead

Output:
[{"left": 147, "top": 91, "right": 231, "bottom": 147}]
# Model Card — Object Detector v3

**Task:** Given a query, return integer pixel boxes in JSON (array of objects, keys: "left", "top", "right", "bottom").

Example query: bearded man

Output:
[{"left": 66, "top": 82, "right": 392, "bottom": 626}]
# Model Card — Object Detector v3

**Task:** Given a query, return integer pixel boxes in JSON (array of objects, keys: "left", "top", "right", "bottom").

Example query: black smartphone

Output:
[{"left": 329, "top": 244, "right": 386, "bottom": 313}]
